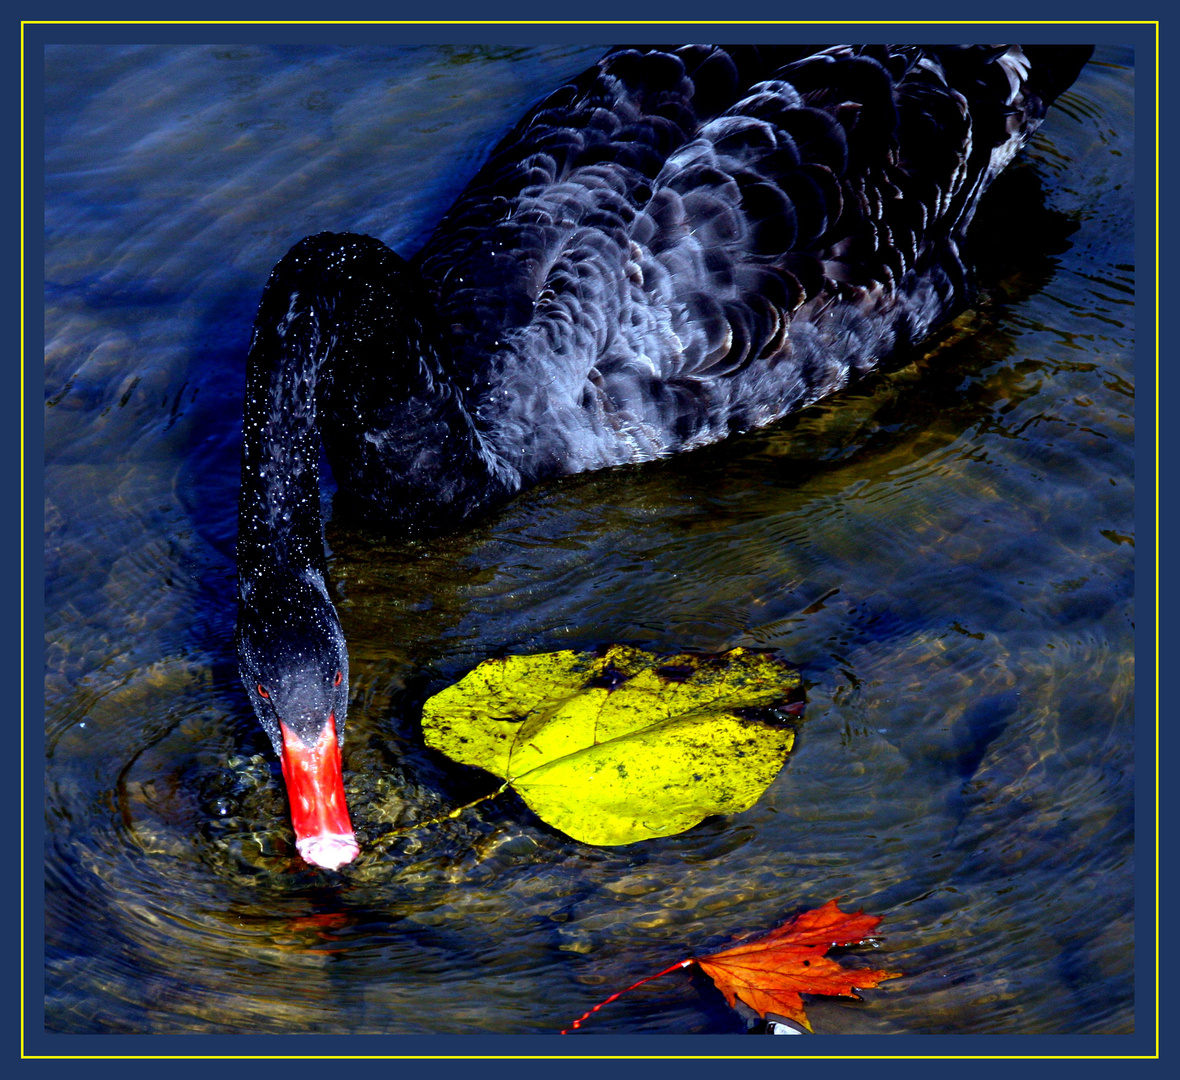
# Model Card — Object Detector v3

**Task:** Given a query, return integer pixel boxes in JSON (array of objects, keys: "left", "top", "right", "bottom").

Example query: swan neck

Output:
[{"left": 239, "top": 296, "right": 330, "bottom": 576}]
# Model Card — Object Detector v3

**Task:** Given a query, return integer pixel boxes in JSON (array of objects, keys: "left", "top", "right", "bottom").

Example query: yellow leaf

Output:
[{"left": 422, "top": 645, "right": 801, "bottom": 845}]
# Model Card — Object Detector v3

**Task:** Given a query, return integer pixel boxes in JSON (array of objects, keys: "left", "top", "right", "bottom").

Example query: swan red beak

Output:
[{"left": 279, "top": 715, "right": 359, "bottom": 870}]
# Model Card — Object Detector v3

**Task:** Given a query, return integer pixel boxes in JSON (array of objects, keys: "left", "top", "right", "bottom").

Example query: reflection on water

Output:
[{"left": 43, "top": 44, "right": 1134, "bottom": 1035}]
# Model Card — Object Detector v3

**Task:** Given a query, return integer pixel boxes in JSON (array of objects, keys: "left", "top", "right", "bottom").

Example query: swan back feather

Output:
[{"left": 391, "top": 44, "right": 1089, "bottom": 494}]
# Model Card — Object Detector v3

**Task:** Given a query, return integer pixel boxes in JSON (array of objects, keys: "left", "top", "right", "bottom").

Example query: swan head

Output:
[{"left": 236, "top": 566, "right": 358, "bottom": 870}]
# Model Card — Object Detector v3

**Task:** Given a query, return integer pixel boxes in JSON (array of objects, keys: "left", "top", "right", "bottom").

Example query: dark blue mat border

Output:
[{"left": 19, "top": 2, "right": 1161, "bottom": 1065}]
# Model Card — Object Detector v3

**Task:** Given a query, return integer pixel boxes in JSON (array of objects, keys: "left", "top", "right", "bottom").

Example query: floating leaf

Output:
[
  {"left": 562, "top": 899, "right": 901, "bottom": 1033},
  {"left": 421, "top": 645, "right": 801, "bottom": 845},
  {"left": 694, "top": 899, "right": 902, "bottom": 1030}
]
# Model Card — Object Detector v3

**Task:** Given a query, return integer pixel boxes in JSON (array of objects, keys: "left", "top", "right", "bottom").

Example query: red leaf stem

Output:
[{"left": 560, "top": 958, "right": 694, "bottom": 1033}]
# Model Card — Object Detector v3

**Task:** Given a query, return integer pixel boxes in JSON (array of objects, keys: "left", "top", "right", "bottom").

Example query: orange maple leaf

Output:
[
  {"left": 693, "top": 899, "right": 902, "bottom": 1031},
  {"left": 562, "top": 898, "right": 901, "bottom": 1033}
]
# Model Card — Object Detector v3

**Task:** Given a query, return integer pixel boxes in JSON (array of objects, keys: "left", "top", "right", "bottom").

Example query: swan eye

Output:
[
  {"left": 334, "top": 670, "right": 343, "bottom": 687},
  {"left": 257, "top": 684, "right": 269, "bottom": 699}
]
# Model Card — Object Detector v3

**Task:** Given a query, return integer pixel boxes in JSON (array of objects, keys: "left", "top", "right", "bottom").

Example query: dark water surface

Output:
[{"left": 42, "top": 44, "right": 1135, "bottom": 1036}]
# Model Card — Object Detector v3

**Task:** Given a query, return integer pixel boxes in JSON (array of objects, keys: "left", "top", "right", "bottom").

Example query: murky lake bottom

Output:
[{"left": 42, "top": 43, "right": 1135, "bottom": 1036}]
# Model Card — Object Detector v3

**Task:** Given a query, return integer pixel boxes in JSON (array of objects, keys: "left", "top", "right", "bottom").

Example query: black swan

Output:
[{"left": 234, "top": 43, "right": 1093, "bottom": 869}]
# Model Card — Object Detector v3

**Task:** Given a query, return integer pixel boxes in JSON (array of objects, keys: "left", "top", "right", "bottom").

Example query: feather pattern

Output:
[
  {"left": 316, "top": 44, "right": 1089, "bottom": 510},
  {"left": 242, "top": 42, "right": 1095, "bottom": 539}
]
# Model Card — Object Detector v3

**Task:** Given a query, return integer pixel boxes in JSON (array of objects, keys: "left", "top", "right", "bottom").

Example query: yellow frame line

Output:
[
  {"left": 17, "top": 18, "right": 1162, "bottom": 24},
  {"left": 23, "top": 20, "right": 1158, "bottom": 1061}
]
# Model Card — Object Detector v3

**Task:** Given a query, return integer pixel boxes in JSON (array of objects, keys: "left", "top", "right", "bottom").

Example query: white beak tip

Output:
[{"left": 297, "top": 833, "right": 360, "bottom": 870}]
